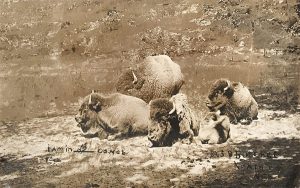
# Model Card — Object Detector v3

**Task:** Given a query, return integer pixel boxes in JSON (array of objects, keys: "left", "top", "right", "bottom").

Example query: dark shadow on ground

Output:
[{"left": 182, "top": 138, "right": 300, "bottom": 187}]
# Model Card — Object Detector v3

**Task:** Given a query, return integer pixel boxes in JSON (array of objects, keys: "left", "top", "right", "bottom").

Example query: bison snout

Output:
[
  {"left": 75, "top": 114, "right": 83, "bottom": 124},
  {"left": 148, "top": 138, "right": 159, "bottom": 147},
  {"left": 205, "top": 100, "right": 212, "bottom": 107},
  {"left": 148, "top": 135, "right": 156, "bottom": 142},
  {"left": 148, "top": 135, "right": 160, "bottom": 146}
]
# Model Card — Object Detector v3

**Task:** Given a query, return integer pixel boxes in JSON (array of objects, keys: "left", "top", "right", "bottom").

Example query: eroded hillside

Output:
[{"left": 0, "top": 0, "right": 299, "bottom": 120}]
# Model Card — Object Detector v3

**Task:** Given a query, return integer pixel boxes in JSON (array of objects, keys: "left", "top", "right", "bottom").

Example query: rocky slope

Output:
[{"left": 0, "top": 0, "right": 299, "bottom": 120}]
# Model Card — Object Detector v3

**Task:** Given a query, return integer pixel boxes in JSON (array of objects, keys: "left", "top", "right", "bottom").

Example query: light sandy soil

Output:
[{"left": 0, "top": 110, "right": 299, "bottom": 187}]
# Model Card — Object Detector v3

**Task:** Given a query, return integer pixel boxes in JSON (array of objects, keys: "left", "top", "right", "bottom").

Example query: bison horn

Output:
[
  {"left": 131, "top": 70, "right": 138, "bottom": 84},
  {"left": 169, "top": 101, "right": 176, "bottom": 114},
  {"left": 224, "top": 80, "right": 231, "bottom": 91},
  {"left": 89, "top": 90, "right": 95, "bottom": 104},
  {"left": 88, "top": 94, "right": 92, "bottom": 104}
]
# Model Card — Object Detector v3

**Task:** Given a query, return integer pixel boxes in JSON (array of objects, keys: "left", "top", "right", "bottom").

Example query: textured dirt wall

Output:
[{"left": 0, "top": 0, "right": 299, "bottom": 120}]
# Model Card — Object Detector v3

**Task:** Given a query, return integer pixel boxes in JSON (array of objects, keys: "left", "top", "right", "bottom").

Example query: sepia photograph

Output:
[{"left": 0, "top": 0, "right": 300, "bottom": 187}]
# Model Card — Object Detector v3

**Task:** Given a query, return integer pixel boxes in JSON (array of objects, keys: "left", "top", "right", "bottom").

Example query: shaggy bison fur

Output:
[
  {"left": 147, "top": 93, "right": 198, "bottom": 147},
  {"left": 116, "top": 55, "right": 184, "bottom": 103}
]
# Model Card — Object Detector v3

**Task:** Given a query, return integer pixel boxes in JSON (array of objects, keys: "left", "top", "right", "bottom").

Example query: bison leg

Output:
[
  {"left": 81, "top": 128, "right": 109, "bottom": 139},
  {"left": 249, "top": 101, "right": 259, "bottom": 120},
  {"left": 240, "top": 117, "right": 254, "bottom": 125},
  {"left": 97, "top": 128, "right": 109, "bottom": 140},
  {"left": 177, "top": 119, "right": 196, "bottom": 144},
  {"left": 199, "top": 130, "right": 220, "bottom": 144},
  {"left": 191, "top": 124, "right": 199, "bottom": 137},
  {"left": 107, "top": 132, "right": 127, "bottom": 141},
  {"left": 178, "top": 129, "right": 194, "bottom": 144},
  {"left": 223, "top": 110, "right": 238, "bottom": 124},
  {"left": 82, "top": 133, "right": 99, "bottom": 138}
]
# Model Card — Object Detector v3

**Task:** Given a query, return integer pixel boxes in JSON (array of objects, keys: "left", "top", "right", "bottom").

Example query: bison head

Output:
[
  {"left": 198, "top": 111, "right": 230, "bottom": 144},
  {"left": 75, "top": 91, "right": 103, "bottom": 135},
  {"left": 148, "top": 98, "right": 180, "bottom": 147},
  {"left": 206, "top": 79, "right": 234, "bottom": 111},
  {"left": 115, "top": 68, "right": 146, "bottom": 97}
]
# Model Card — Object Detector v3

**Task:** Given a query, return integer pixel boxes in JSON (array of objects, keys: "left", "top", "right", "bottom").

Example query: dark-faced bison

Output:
[{"left": 147, "top": 93, "right": 199, "bottom": 147}]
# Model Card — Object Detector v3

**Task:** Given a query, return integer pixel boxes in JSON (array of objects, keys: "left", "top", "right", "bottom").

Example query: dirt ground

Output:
[
  {"left": 0, "top": 110, "right": 299, "bottom": 187},
  {"left": 1, "top": 0, "right": 300, "bottom": 187}
]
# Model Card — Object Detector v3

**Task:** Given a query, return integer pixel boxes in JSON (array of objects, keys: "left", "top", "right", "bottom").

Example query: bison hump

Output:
[{"left": 144, "top": 55, "right": 183, "bottom": 87}]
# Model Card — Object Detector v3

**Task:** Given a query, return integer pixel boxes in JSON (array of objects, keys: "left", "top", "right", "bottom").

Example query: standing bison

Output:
[
  {"left": 206, "top": 79, "right": 258, "bottom": 124},
  {"left": 198, "top": 111, "right": 231, "bottom": 144},
  {"left": 75, "top": 91, "right": 150, "bottom": 140},
  {"left": 147, "top": 93, "right": 198, "bottom": 147},
  {"left": 116, "top": 55, "right": 184, "bottom": 103}
]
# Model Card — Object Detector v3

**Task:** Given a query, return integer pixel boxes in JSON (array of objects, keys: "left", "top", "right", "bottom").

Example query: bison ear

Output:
[
  {"left": 89, "top": 102, "right": 101, "bottom": 112},
  {"left": 91, "top": 102, "right": 101, "bottom": 112},
  {"left": 88, "top": 90, "right": 96, "bottom": 105},
  {"left": 88, "top": 91, "right": 101, "bottom": 112}
]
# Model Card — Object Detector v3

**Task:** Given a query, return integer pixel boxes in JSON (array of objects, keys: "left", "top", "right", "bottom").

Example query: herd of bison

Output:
[{"left": 75, "top": 54, "right": 259, "bottom": 147}]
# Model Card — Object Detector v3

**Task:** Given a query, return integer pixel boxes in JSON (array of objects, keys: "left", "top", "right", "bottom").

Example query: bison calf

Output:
[{"left": 198, "top": 111, "right": 230, "bottom": 144}]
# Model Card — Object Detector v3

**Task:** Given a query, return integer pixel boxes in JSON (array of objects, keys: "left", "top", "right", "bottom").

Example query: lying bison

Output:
[
  {"left": 116, "top": 55, "right": 184, "bottom": 103},
  {"left": 198, "top": 111, "right": 231, "bottom": 144},
  {"left": 148, "top": 93, "right": 198, "bottom": 147},
  {"left": 206, "top": 79, "right": 258, "bottom": 124},
  {"left": 75, "top": 91, "right": 150, "bottom": 140}
]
